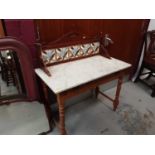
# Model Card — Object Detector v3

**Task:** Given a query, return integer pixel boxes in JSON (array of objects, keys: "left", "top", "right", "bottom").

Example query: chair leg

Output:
[{"left": 151, "top": 86, "right": 155, "bottom": 97}]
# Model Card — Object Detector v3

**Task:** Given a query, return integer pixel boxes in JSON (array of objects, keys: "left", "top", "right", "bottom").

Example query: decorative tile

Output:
[{"left": 41, "top": 42, "right": 100, "bottom": 65}]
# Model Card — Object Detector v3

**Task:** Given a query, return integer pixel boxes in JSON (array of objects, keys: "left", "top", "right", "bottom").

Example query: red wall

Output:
[{"left": 4, "top": 19, "right": 38, "bottom": 67}]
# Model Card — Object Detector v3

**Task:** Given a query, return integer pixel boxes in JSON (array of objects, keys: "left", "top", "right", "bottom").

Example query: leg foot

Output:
[
  {"left": 95, "top": 86, "right": 99, "bottom": 98},
  {"left": 57, "top": 94, "right": 67, "bottom": 135},
  {"left": 42, "top": 82, "right": 55, "bottom": 131},
  {"left": 151, "top": 88, "right": 155, "bottom": 97}
]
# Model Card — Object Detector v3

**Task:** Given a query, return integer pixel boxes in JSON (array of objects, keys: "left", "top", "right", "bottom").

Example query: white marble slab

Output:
[{"left": 35, "top": 55, "right": 131, "bottom": 94}]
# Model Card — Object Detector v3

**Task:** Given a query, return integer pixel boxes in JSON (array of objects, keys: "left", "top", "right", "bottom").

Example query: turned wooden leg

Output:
[
  {"left": 42, "top": 82, "right": 55, "bottom": 131},
  {"left": 113, "top": 76, "right": 123, "bottom": 111},
  {"left": 95, "top": 86, "right": 99, "bottom": 98},
  {"left": 57, "top": 94, "right": 67, "bottom": 135}
]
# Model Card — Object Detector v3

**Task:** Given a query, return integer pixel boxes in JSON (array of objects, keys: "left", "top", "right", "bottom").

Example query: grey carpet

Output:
[
  {"left": 0, "top": 101, "right": 49, "bottom": 135},
  {"left": 50, "top": 81, "right": 155, "bottom": 135}
]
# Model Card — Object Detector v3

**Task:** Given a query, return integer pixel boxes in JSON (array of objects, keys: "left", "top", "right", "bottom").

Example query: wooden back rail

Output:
[
  {"left": 145, "top": 30, "right": 155, "bottom": 58},
  {"left": 35, "top": 31, "right": 111, "bottom": 76}
]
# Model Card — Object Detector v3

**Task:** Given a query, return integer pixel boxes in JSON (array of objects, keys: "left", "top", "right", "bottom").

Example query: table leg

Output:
[
  {"left": 42, "top": 82, "right": 55, "bottom": 131},
  {"left": 113, "top": 76, "right": 123, "bottom": 111},
  {"left": 95, "top": 86, "right": 99, "bottom": 98},
  {"left": 57, "top": 94, "right": 67, "bottom": 135},
  {"left": 151, "top": 86, "right": 155, "bottom": 97}
]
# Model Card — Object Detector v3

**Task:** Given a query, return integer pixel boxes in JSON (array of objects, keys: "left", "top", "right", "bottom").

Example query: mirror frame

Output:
[{"left": 0, "top": 37, "right": 38, "bottom": 104}]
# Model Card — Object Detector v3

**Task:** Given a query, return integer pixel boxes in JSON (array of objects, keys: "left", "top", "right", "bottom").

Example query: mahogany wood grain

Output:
[
  {"left": 113, "top": 76, "right": 123, "bottom": 111},
  {"left": 35, "top": 19, "right": 149, "bottom": 75},
  {"left": 0, "top": 20, "right": 5, "bottom": 38},
  {"left": 57, "top": 94, "right": 67, "bottom": 135}
]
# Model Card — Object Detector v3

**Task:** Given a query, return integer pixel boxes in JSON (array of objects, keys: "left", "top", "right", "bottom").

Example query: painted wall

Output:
[{"left": 4, "top": 19, "right": 38, "bottom": 67}]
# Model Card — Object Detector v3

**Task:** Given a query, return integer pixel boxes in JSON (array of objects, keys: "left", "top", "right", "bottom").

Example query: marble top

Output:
[{"left": 35, "top": 55, "right": 131, "bottom": 94}]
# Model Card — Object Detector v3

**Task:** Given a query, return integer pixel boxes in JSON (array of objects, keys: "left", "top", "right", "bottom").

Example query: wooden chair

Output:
[{"left": 136, "top": 30, "right": 155, "bottom": 97}]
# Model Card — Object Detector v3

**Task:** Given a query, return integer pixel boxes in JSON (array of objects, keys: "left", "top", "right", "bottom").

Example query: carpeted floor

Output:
[
  {"left": 0, "top": 81, "right": 155, "bottom": 135},
  {"left": 0, "top": 101, "right": 49, "bottom": 135},
  {"left": 50, "top": 81, "right": 155, "bottom": 135},
  {"left": 0, "top": 73, "right": 18, "bottom": 97}
]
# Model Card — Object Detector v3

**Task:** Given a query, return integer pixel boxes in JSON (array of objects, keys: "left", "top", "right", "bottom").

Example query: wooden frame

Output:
[
  {"left": 0, "top": 37, "right": 38, "bottom": 104},
  {"left": 0, "top": 20, "right": 5, "bottom": 38},
  {"left": 136, "top": 30, "right": 155, "bottom": 97},
  {"left": 35, "top": 31, "right": 111, "bottom": 77}
]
